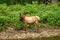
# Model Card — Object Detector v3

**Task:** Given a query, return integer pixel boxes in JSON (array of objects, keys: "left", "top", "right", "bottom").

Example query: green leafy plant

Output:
[{"left": 0, "top": 3, "right": 60, "bottom": 31}]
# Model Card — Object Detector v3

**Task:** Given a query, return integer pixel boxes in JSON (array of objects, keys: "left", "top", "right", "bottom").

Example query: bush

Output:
[
  {"left": 0, "top": 16, "right": 9, "bottom": 31},
  {"left": 0, "top": 3, "right": 60, "bottom": 31},
  {"left": 47, "top": 13, "right": 60, "bottom": 26}
]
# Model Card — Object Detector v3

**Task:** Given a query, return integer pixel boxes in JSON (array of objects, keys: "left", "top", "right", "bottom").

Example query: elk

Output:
[{"left": 20, "top": 13, "right": 40, "bottom": 31}]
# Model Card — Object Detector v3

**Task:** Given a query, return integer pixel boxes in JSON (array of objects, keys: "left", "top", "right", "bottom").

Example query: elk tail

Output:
[{"left": 36, "top": 16, "right": 40, "bottom": 21}]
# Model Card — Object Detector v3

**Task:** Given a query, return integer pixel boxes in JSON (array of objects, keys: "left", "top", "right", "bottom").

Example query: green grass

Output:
[
  {"left": 0, "top": 3, "right": 60, "bottom": 31},
  {"left": 21, "top": 36, "right": 60, "bottom": 40}
]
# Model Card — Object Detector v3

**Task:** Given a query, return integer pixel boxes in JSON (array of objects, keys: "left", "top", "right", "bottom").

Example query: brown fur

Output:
[{"left": 20, "top": 13, "right": 40, "bottom": 31}]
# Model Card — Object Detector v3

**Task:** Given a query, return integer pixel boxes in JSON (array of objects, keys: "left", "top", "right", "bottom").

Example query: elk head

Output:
[{"left": 20, "top": 13, "right": 25, "bottom": 21}]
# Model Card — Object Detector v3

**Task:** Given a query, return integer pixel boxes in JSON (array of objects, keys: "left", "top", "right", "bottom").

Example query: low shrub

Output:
[{"left": 0, "top": 3, "right": 60, "bottom": 31}]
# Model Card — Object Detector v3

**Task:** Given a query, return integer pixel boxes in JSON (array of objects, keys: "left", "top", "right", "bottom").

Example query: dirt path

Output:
[{"left": 0, "top": 27, "right": 60, "bottom": 39}]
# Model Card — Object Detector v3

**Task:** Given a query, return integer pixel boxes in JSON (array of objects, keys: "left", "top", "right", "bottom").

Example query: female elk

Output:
[{"left": 20, "top": 13, "right": 40, "bottom": 31}]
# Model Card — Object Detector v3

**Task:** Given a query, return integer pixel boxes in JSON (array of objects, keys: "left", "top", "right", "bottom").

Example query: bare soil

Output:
[{"left": 0, "top": 27, "right": 60, "bottom": 39}]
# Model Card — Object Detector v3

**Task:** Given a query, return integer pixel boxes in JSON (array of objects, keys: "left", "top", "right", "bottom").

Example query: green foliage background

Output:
[{"left": 0, "top": 3, "right": 60, "bottom": 31}]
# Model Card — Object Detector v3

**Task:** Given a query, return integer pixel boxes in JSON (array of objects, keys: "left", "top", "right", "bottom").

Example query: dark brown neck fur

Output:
[{"left": 20, "top": 13, "right": 25, "bottom": 21}]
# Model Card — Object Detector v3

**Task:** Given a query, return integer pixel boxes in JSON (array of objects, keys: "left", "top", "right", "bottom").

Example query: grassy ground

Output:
[{"left": 21, "top": 36, "right": 60, "bottom": 40}]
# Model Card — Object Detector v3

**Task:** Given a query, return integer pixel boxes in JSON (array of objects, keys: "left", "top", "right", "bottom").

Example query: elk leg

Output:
[
  {"left": 35, "top": 21, "right": 40, "bottom": 27},
  {"left": 35, "top": 21, "right": 41, "bottom": 32}
]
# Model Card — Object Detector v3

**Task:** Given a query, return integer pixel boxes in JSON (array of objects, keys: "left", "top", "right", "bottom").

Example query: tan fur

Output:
[
  {"left": 35, "top": 16, "right": 40, "bottom": 20},
  {"left": 24, "top": 16, "right": 39, "bottom": 24},
  {"left": 20, "top": 13, "right": 40, "bottom": 31}
]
